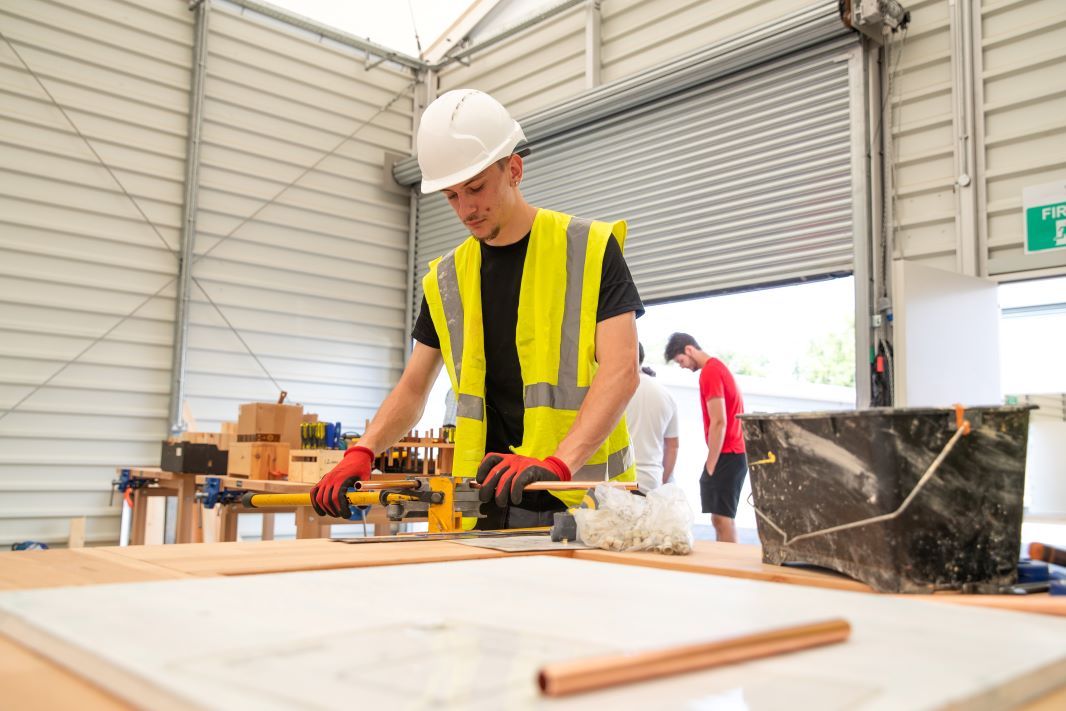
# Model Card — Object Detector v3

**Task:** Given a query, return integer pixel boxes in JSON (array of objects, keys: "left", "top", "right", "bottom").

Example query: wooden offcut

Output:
[
  {"left": 226, "top": 442, "right": 290, "bottom": 480},
  {"left": 237, "top": 402, "right": 303, "bottom": 449},
  {"left": 65, "top": 518, "right": 86, "bottom": 549}
]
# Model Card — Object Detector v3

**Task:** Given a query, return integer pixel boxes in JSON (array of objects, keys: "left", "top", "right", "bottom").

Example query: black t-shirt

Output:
[{"left": 412, "top": 232, "right": 643, "bottom": 455}]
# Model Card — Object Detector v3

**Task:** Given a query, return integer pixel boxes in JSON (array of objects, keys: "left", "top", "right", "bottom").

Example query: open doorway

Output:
[
  {"left": 638, "top": 276, "right": 856, "bottom": 541},
  {"left": 999, "top": 275, "right": 1066, "bottom": 550}
]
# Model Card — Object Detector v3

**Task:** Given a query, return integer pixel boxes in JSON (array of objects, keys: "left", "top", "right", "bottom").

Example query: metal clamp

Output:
[
  {"left": 194, "top": 476, "right": 245, "bottom": 509},
  {"left": 109, "top": 469, "right": 153, "bottom": 506}
]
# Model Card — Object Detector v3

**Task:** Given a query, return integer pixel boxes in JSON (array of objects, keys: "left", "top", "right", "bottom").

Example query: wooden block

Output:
[
  {"left": 287, "top": 449, "right": 344, "bottom": 483},
  {"left": 301, "top": 413, "right": 319, "bottom": 424},
  {"left": 217, "top": 422, "right": 237, "bottom": 451},
  {"left": 288, "top": 452, "right": 314, "bottom": 483},
  {"left": 145, "top": 497, "right": 166, "bottom": 545},
  {"left": 319, "top": 449, "right": 344, "bottom": 475},
  {"left": 178, "top": 432, "right": 226, "bottom": 448},
  {"left": 237, "top": 403, "right": 303, "bottom": 448},
  {"left": 227, "top": 442, "right": 290, "bottom": 480},
  {"left": 437, "top": 448, "right": 454, "bottom": 475}
]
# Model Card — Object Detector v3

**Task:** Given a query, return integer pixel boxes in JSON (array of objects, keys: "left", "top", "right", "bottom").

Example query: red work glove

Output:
[
  {"left": 311, "top": 446, "right": 373, "bottom": 518},
  {"left": 476, "top": 453, "right": 571, "bottom": 508}
]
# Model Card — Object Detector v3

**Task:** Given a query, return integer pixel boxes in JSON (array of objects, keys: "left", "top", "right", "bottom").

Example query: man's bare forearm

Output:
[
  {"left": 357, "top": 344, "right": 442, "bottom": 456},
  {"left": 662, "top": 437, "right": 679, "bottom": 483},
  {"left": 705, "top": 423, "right": 725, "bottom": 473},
  {"left": 357, "top": 384, "right": 428, "bottom": 455},
  {"left": 553, "top": 362, "right": 638, "bottom": 472}
]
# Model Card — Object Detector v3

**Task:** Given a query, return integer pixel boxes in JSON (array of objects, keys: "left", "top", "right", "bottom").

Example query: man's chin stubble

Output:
[{"left": 474, "top": 226, "right": 501, "bottom": 243}]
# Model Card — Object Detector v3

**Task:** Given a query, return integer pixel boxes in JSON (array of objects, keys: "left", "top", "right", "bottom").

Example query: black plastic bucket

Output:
[{"left": 738, "top": 406, "right": 1033, "bottom": 594}]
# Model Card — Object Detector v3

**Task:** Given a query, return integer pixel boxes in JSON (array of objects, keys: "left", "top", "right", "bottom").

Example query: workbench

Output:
[
  {"left": 117, "top": 469, "right": 397, "bottom": 547},
  {"left": 2, "top": 540, "right": 1063, "bottom": 709},
  {"left": 116, "top": 467, "right": 203, "bottom": 545}
]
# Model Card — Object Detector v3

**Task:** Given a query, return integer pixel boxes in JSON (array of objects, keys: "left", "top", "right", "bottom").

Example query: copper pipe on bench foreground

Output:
[
  {"left": 352, "top": 480, "right": 418, "bottom": 490},
  {"left": 537, "top": 618, "right": 851, "bottom": 697}
]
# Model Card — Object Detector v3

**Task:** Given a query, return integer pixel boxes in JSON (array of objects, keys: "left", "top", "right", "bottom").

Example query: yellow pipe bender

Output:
[{"left": 240, "top": 476, "right": 481, "bottom": 533}]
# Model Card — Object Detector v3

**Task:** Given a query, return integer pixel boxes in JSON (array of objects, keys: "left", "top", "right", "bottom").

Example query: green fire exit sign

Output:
[{"left": 1024, "top": 182, "right": 1066, "bottom": 254}]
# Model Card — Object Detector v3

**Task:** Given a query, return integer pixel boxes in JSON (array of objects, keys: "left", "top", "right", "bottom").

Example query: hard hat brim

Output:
[{"left": 419, "top": 126, "right": 525, "bottom": 194}]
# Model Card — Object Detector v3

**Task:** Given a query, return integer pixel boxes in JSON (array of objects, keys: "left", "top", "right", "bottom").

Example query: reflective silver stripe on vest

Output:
[
  {"left": 438, "top": 250, "right": 484, "bottom": 421},
  {"left": 573, "top": 445, "right": 633, "bottom": 481},
  {"left": 457, "top": 393, "right": 484, "bottom": 420},
  {"left": 524, "top": 216, "right": 594, "bottom": 412}
]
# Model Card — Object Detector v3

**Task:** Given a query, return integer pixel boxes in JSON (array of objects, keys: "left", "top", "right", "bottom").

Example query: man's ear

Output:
[
  {"left": 508, "top": 153, "right": 524, "bottom": 185},
  {"left": 683, "top": 345, "right": 694, "bottom": 358}
]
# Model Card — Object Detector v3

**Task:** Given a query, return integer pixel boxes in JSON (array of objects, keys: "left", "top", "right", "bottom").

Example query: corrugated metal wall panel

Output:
[
  {"left": 436, "top": 4, "right": 587, "bottom": 118},
  {"left": 890, "top": 0, "right": 958, "bottom": 271},
  {"left": 980, "top": 0, "right": 1066, "bottom": 274},
  {"left": 414, "top": 37, "right": 856, "bottom": 309},
  {"left": 600, "top": 0, "right": 814, "bottom": 84},
  {"left": 0, "top": 0, "right": 191, "bottom": 545},
  {"left": 185, "top": 4, "right": 415, "bottom": 432},
  {"left": 439, "top": 0, "right": 819, "bottom": 119},
  {"left": 1018, "top": 394, "right": 1066, "bottom": 422}
]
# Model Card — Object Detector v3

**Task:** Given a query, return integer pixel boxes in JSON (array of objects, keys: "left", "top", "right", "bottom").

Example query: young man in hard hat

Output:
[
  {"left": 664, "top": 332, "right": 747, "bottom": 543},
  {"left": 312, "top": 89, "right": 644, "bottom": 528}
]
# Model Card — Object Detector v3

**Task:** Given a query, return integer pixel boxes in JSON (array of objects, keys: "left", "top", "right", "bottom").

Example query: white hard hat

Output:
[{"left": 416, "top": 89, "right": 526, "bottom": 194}]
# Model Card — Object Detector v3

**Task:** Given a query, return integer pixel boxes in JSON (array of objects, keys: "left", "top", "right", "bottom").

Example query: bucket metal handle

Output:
[{"left": 749, "top": 418, "right": 971, "bottom": 548}]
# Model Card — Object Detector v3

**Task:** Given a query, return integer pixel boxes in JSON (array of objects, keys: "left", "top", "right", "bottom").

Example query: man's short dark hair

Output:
[{"left": 664, "top": 332, "right": 700, "bottom": 362}]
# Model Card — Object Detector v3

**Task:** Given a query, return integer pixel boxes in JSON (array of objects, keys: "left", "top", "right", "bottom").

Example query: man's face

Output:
[
  {"left": 441, "top": 158, "right": 517, "bottom": 243},
  {"left": 673, "top": 347, "right": 699, "bottom": 372}
]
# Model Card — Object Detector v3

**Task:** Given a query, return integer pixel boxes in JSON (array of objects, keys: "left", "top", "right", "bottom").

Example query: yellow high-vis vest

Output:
[{"left": 423, "top": 208, "right": 635, "bottom": 507}]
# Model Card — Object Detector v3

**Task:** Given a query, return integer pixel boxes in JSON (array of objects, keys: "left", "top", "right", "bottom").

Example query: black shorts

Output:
[{"left": 699, "top": 452, "right": 748, "bottom": 518}]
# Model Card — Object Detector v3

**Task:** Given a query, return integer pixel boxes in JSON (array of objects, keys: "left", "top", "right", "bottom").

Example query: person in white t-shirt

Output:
[{"left": 625, "top": 343, "right": 680, "bottom": 493}]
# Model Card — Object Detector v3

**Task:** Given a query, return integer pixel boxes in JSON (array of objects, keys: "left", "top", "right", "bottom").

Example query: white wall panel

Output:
[
  {"left": 185, "top": 4, "right": 416, "bottom": 433},
  {"left": 980, "top": 0, "right": 1066, "bottom": 275},
  {"left": 600, "top": 0, "right": 814, "bottom": 83},
  {"left": 438, "top": 0, "right": 816, "bottom": 118},
  {"left": 0, "top": 0, "right": 420, "bottom": 546},
  {"left": 436, "top": 4, "right": 587, "bottom": 117},
  {"left": 0, "top": 0, "right": 191, "bottom": 546},
  {"left": 890, "top": 0, "right": 1066, "bottom": 277},
  {"left": 890, "top": 0, "right": 957, "bottom": 271}
]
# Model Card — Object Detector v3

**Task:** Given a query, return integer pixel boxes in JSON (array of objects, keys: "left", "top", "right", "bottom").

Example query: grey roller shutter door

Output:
[
  {"left": 528, "top": 36, "right": 858, "bottom": 303},
  {"left": 412, "top": 35, "right": 857, "bottom": 310}
]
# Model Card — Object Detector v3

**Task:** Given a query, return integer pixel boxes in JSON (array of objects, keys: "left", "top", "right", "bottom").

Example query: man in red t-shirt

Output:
[{"left": 664, "top": 332, "right": 747, "bottom": 542}]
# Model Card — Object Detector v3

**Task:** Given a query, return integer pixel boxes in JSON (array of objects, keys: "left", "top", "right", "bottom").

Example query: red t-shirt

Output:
[{"left": 699, "top": 357, "right": 745, "bottom": 454}]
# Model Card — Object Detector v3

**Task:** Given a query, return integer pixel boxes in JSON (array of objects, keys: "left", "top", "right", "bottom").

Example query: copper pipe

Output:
[
  {"left": 523, "top": 481, "right": 638, "bottom": 491},
  {"left": 537, "top": 618, "right": 850, "bottom": 697},
  {"left": 353, "top": 480, "right": 418, "bottom": 490}
]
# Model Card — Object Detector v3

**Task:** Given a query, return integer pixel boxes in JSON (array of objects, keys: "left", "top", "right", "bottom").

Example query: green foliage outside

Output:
[
  {"left": 716, "top": 350, "right": 771, "bottom": 377},
  {"left": 638, "top": 317, "right": 855, "bottom": 387},
  {"left": 793, "top": 316, "right": 856, "bottom": 387}
]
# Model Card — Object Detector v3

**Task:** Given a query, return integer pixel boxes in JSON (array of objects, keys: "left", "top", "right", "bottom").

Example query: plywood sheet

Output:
[
  {"left": 0, "top": 549, "right": 188, "bottom": 592},
  {"left": 97, "top": 539, "right": 523, "bottom": 577},
  {"left": 0, "top": 634, "right": 131, "bottom": 710},
  {"left": 1, "top": 557, "right": 1065, "bottom": 710}
]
